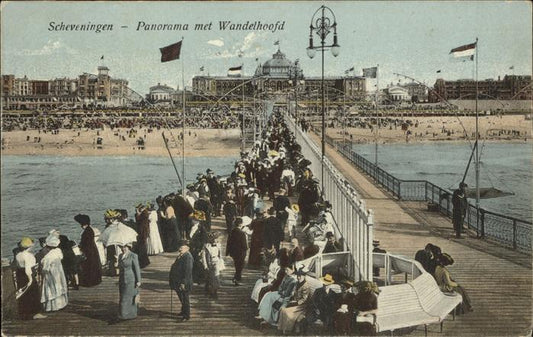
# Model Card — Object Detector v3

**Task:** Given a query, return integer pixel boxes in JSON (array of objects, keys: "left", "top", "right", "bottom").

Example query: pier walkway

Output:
[{"left": 311, "top": 132, "right": 532, "bottom": 336}]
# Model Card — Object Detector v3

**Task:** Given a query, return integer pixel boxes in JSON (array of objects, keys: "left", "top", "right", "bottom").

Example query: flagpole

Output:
[
  {"left": 475, "top": 37, "right": 480, "bottom": 235},
  {"left": 181, "top": 37, "right": 186, "bottom": 198},
  {"left": 375, "top": 64, "right": 379, "bottom": 167},
  {"left": 242, "top": 63, "right": 245, "bottom": 152}
]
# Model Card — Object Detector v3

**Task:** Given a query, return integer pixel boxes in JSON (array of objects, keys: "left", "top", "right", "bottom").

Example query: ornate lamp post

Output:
[{"left": 306, "top": 5, "right": 340, "bottom": 194}]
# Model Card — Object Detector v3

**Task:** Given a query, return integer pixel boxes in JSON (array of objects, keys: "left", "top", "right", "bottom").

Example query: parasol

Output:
[{"left": 100, "top": 222, "right": 137, "bottom": 246}]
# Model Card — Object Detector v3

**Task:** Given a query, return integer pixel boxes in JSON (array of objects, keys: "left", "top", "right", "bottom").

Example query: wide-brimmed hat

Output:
[
  {"left": 19, "top": 237, "right": 34, "bottom": 249},
  {"left": 372, "top": 240, "right": 380, "bottom": 246},
  {"left": 104, "top": 209, "right": 120, "bottom": 219},
  {"left": 326, "top": 231, "right": 335, "bottom": 238},
  {"left": 291, "top": 204, "right": 300, "bottom": 212},
  {"left": 319, "top": 274, "right": 335, "bottom": 285},
  {"left": 74, "top": 214, "right": 90, "bottom": 225},
  {"left": 192, "top": 210, "right": 206, "bottom": 221},
  {"left": 178, "top": 239, "right": 190, "bottom": 247},
  {"left": 355, "top": 281, "right": 380, "bottom": 294},
  {"left": 206, "top": 168, "right": 214, "bottom": 174},
  {"left": 186, "top": 183, "right": 196, "bottom": 190},
  {"left": 439, "top": 253, "right": 454, "bottom": 266},
  {"left": 339, "top": 278, "right": 355, "bottom": 287},
  {"left": 459, "top": 182, "right": 468, "bottom": 188},
  {"left": 238, "top": 173, "right": 246, "bottom": 179},
  {"left": 45, "top": 235, "right": 60, "bottom": 248}
]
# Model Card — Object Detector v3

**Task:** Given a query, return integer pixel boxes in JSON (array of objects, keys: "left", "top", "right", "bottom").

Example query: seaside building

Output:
[
  {"left": 430, "top": 75, "right": 532, "bottom": 102},
  {"left": 191, "top": 48, "right": 367, "bottom": 103},
  {"left": 1, "top": 66, "right": 131, "bottom": 110}
]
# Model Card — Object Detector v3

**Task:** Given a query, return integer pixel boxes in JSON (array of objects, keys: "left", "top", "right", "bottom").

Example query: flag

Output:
[
  {"left": 200, "top": 66, "right": 205, "bottom": 71},
  {"left": 449, "top": 42, "right": 476, "bottom": 60},
  {"left": 160, "top": 40, "right": 182, "bottom": 63},
  {"left": 228, "top": 65, "right": 242, "bottom": 76},
  {"left": 274, "top": 40, "right": 280, "bottom": 46},
  {"left": 363, "top": 67, "right": 377, "bottom": 78},
  {"left": 345, "top": 66, "right": 355, "bottom": 74},
  {"left": 436, "top": 70, "right": 441, "bottom": 73},
  {"left": 509, "top": 66, "right": 514, "bottom": 70},
  {"left": 255, "top": 58, "right": 259, "bottom": 62},
  {"left": 100, "top": 55, "right": 104, "bottom": 60}
]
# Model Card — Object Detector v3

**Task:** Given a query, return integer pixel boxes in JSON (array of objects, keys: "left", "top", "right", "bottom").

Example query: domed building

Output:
[{"left": 255, "top": 48, "right": 301, "bottom": 78}]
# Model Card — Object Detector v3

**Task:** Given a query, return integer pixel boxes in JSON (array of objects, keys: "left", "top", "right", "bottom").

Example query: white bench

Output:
[{"left": 365, "top": 271, "right": 462, "bottom": 336}]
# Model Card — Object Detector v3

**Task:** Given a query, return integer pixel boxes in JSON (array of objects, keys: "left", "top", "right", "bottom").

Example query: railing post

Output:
[
  {"left": 513, "top": 219, "right": 517, "bottom": 250},
  {"left": 480, "top": 209, "right": 485, "bottom": 238}
]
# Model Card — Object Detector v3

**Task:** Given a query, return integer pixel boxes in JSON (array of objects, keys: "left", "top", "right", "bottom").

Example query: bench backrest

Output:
[
  {"left": 410, "top": 272, "right": 462, "bottom": 319},
  {"left": 377, "top": 283, "right": 423, "bottom": 316}
]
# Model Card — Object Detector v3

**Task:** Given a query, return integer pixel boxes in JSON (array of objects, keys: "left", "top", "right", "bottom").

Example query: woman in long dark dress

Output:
[
  {"left": 161, "top": 198, "right": 180, "bottom": 252},
  {"left": 189, "top": 211, "right": 208, "bottom": 284},
  {"left": 75, "top": 214, "right": 102, "bottom": 287},
  {"left": 118, "top": 243, "right": 141, "bottom": 320},
  {"left": 13, "top": 237, "right": 46, "bottom": 320},
  {"left": 134, "top": 205, "right": 151, "bottom": 269}
]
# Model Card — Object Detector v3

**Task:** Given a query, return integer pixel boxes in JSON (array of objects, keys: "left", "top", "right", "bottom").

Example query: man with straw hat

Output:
[{"left": 303, "top": 273, "right": 337, "bottom": 333}]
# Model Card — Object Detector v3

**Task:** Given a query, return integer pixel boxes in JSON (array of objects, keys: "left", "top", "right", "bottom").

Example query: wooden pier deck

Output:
[
  {"left": 2, "top": 218, "right": 270, "bottom": 336},
  {"left": 2, "top": 135, "right": 531, "bottom": 336},
  {"left": 319, "top": 135, "right": 533, "bottom": 337}
]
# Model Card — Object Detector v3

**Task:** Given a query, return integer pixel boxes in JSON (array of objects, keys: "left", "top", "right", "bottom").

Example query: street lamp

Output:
[{"left": 306, "top": 5, "right": 340, "bottom": 195}]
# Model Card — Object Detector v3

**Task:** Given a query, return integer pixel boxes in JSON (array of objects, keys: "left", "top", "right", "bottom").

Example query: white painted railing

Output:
[{"left": 285, "top": 114, "right": 374, "bottom": 281}]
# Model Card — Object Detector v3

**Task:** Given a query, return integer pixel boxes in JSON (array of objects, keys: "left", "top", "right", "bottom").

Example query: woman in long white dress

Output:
[
  {"left": 40, "top": 234, "right": 68, "bottom": 312},
  {"left": 146, "top": 204, "right": 164, "bottom": 255}
]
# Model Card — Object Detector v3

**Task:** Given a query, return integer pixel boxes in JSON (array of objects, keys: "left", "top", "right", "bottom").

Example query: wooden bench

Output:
[
  {"left": 410, "top": 273, "right": 463, "bottom": 329},
  {"left": 362, "top": 271, "right": 462, "bottom": 336}
]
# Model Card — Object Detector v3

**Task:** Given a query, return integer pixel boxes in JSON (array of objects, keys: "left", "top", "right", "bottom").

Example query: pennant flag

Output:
[
  {"left": 274, "top": 40, "right": 280, "bottom": 46},
  {"left": 228, "top": 65, "right": 243, "bottom": 77},
  {"left": 363, "top": 67, "right": 378, "bottom": 78},
  {"left": 100, "top": 55, "right": 104, "bottom": 60},
  {"left": 449, "top": 42, "right": 476, "bottom": 60},
  {"left": 509, "top": 66, "right": 514, "bottom": 70},
  {"left": 436, "top": 70, "right": 441, "bottom": 73},
  {"left": 160, "top": 40, "right": 182, "bottom": 63},
  {"left": 200, "top": 66, "right": 205, "bottom": 71}
]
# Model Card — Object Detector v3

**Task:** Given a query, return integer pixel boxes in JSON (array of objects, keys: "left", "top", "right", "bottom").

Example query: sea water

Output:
[
  {"left": 351, "top": 142, "right": 532, "bottom": 221},
  {"left": 1, "top": 155, "right": 237, "bottom": 258}
]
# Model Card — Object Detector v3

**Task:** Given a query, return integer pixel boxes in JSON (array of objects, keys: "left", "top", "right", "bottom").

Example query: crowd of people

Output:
[
  {"left": 9, "top": 109, "right": 471, "bottom": 335},
  {"left": 1, "top": 107, "right": 241, "bottom": 132}
]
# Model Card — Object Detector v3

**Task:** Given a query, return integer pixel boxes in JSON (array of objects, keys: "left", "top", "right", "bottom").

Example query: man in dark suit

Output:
[
  {"left": 226, "top": 218, "right": 248, "bottom": 286},
  {"left": 169, "top": 240, "right": 193, "bottom": 321}
]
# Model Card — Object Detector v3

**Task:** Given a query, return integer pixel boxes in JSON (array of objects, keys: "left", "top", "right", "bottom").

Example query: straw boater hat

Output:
[
  {"left": 319, "top": 274, "right": 335, "bottom": 285},
  {"left": 291, "top": 204, "right": 300, "bottom": 212},
  {"left": 19, "top": 237, "right": 34, "bottom": 249}
]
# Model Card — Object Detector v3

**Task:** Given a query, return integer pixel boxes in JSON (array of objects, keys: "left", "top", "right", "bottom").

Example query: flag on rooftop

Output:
[
  {"left": 228, "top": 65, "right": 243, "bottom": 77},
  {"left": 449, "top": 42, "right": 476, "bottom": 61},
  {"left": 200, "top": 66, "right": 205, "bottom": 71},
  {"left": 274, "top": 40, "right": 280, "bottom": 46},
  {"left": 363, "top": 67, "right": 377, "bottom": 78},
  {"left": 100, "top": 55, "right": 104, "bottom": 60},
  {"left": 346, "top": 66, "right": 355, "bottom": 73},
  {"left": 160, "top": 40, "right": 182, "bottom": 63},
  {"left": 436, "top": 70, "right": 441, "bottom": 73},
  {"left": 509, "top": 66, "right": 514, "bottom": 70}
]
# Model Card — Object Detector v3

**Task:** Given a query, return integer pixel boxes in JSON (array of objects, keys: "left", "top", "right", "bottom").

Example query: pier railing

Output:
[
  {"left": 285, "top": 115, "right": 375, "bottom": 282},
  {"left": 326, "top": 136, "right": 532, "bottom": 253}
]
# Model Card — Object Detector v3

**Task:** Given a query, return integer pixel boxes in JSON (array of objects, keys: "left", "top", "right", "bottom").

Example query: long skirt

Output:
[
  {"left": 15, "top": 269, "right": 41, "bottom": 320},
  {"left": 258, "top": 291, "right": 285, "bottom": 325},
  {"left": 251, "top": 279, "right": 269, "bottom": 303},
  {"left": 278, "top": 304, "right": 306, "bottom": 333},
  {"left": 205, "top": 268, "right": 220, "bottom": 297},
  {"left": 136, "top": 240, "right": 150, "bottom": 269},
  {"left": 119, "top": 284, "right": 138, "bottom": 320},
  {"left": 454, "top": 285, "right": 473, "bottom": 314},
  {"left": 147, "top": 221, "right": 164, "bottom": 255},
  {"left": 165, "top": 218, "right": 180, "bottom": 252}
]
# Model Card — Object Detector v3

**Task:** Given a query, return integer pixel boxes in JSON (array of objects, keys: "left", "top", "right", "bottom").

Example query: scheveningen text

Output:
[{"left": 48, "top": 22, "right": 113, "bottom": 33}]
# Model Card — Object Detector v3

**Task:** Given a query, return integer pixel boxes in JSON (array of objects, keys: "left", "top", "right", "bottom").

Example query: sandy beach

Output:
[
  {"left": 323, "top": 114, "right": 531, "bottom": 144},
  {"left": 1, "top": 127, "right": 242, "bottom": 157}
]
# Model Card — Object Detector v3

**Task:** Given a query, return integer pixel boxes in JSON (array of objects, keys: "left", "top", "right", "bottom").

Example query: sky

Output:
[{"left": 1, "top": 1, "right": 531, "bottom": 95}]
